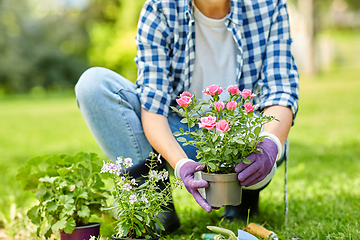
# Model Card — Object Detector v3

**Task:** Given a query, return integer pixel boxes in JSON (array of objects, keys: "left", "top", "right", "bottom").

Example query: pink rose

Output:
[
  {"left": 214, "top": 101, "right": 224, "bottom": 111},
  {"left": 176, "top": 95, "right": 192, "bottom": 107},
  {"left": 244, "top": 102, "right": 254, "bottom": 113},
  {"left": 216, "top": 119, "right": 230, "bottom": 133},
  {"left": 241, "top": 89, "right": 256, "bottom": 99},
  {"left": 199, "top": 116, "right": 217, "bottom": 130},
  {"left": 203, "top": 84, "right": 223, "bottom": 96},
  {"left": 226, "top": 101, "right": 237, "bottom": 111},
  {"left": 227, "top": 85, "right": 241, "bottom": 95},
  {"left": 180, "top": 92, "right": 192, "bottom": 98}
]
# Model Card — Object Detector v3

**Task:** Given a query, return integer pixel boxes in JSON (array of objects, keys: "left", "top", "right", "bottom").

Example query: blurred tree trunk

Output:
[{"left": 297, "top": 0, "right": 317, "bottom": 75}]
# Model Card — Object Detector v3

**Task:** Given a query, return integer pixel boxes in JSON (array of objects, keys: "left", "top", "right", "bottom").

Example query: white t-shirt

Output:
[{"left": 189, "top": 4, "right": 237, "bottom": 102}]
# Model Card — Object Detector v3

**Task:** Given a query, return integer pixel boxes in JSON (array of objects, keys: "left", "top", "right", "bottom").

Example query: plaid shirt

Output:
[{"left": 135, "top": 0, "right": 299, "bottom": 121}]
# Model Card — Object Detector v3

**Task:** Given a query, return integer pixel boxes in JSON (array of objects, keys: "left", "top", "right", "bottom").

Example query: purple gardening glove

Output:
[
  {"left": 179, "top": 161, "right": 212, "bottom": 213},
  {"left": 235, "top": 138, "right": 278, "bottom": 187}
]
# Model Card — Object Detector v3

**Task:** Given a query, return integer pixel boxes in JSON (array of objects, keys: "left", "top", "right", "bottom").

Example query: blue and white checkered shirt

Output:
[{"left": 135, "top": 0, "right": 299, "bottom": 121}]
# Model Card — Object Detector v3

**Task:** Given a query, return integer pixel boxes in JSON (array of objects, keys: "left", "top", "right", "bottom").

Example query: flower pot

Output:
[
  {"left": 200, "top": 172, "right": 242, "bottom": 208},
  {"left": 60, "top": 222, "right": 100, "bottom": 240},
  {"left": 111, "top": 234, "right": 160, "bottom": 240}
]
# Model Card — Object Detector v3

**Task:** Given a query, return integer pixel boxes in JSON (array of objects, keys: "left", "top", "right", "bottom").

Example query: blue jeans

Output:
[{"left": 75, "top": 67, "right": 198, "bottom": 164}]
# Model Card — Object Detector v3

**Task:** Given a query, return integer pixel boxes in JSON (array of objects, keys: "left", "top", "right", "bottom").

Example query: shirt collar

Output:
[{"left": 185, "top": 0, "right": 243, "bottom": 26}]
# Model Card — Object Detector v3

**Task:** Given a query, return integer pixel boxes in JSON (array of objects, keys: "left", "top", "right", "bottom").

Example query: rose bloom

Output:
[
  {"left": 216, "top": 119, "right": 230, "bottom": 133},
  {"left": 203, "top": 84, "right": 223, "bottom": 96},
  {"left": 214, "top": 101, "right": 225, "bottom": 111},
  {"left": 227, "top": 85, "right": 241, "bottom": 95},
  {"left": 199, "top": 115, "right": 217, "bottom": 130},
  {"left": 244, "top": 102, "right": 255, "bottom": 113},
  {"left": 180, "top": 92, "right": 192, "bottom": 98},
  {"left": 176, "top": 95, "right": 192, "bottom": 107},
  {"left": 226, "top": 101, "right": 237, "bottom": 111},
  {"left": 241, "top": 89, "right": 256, "bottom": 99}
]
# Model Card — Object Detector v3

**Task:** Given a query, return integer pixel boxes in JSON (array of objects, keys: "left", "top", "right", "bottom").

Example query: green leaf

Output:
[
  {"left": 154, "top": 218, "right": 165, "bottom": 231},
  {"left": 78, "top": 205, "right": 90, "bottom": 218},
  {"left": 59, "top": 195, "right": 75, "bottom": 209},
  {"left": 47, "top": 202, "right": 58, "bottom": 212},
  {"left": 57, "top": 168, "right": 70, "bottom": 178},
  {"left": 39, "top": 221, "right": 52, "bottom": 238},
  {"left": 180, "top": 118, "right": 188, "bottom": 123},
  {"left": 203, "top": 147, "right": 211, "bottom": 152},
  {"left": 224, "top": 148, "right": 233, "bottom": 155},
  {"left": 74, "top": 188, "right": 88, "bottom": 199},
  {"left": 39, "top": 176, "right": 59, "bottom": 184},
  {"left": 27, "top": 206, "right": 41, "bottom": 225},
  {"left": 208, "top": 162, "right": 217, "bottom": 170},
  {"left": 64, "top": 218, "right": 76, "bottom": 234},
  {"left": 254, "top": 127, "right": 261, "bottom": 136},
  {"left": 212, "top": 134, "right": 218, "bottom": 142},
  {"left": 242, "top": 158, "right": 251, "bottom": 164},
  {"left": 177, "top": 137, "right": 187, "bottom": 143},
  {"left": 62, "top": 206, "right": 75, "bottom": 216},
  {"left": 173, "top": 131, "right": 182, "bottom": 137},
  {"left": 52, "top": 218, "right": 67, "bottom": 231}
]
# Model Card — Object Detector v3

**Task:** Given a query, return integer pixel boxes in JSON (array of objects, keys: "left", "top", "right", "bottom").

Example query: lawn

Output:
[{"left": 1, "top": 67, "right": 360, "bottom": 239}]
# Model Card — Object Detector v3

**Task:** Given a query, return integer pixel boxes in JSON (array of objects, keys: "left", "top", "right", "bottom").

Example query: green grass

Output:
[{"left": 1, "top": 67, "right": 360, "bottom": 239}]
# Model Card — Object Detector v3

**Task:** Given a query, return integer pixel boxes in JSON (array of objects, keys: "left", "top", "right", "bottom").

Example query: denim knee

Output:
[{"left": 75, "top": 67, "right": 110, "bottom": 109}]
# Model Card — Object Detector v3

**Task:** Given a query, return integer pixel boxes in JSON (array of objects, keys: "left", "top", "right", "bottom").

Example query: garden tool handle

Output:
[{"left": 246, "top": 223, "right": 278, "bottom": 240}]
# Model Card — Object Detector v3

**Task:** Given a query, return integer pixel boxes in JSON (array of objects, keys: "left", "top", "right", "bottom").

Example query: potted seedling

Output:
[
  {"left": 100, "top": 153, "right": 182, "bottom": 240},
  {"left": 16, "top": 152, "right": 108, "bottom": 239}
]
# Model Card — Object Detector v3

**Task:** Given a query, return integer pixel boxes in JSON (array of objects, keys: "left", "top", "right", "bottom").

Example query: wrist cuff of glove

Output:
[
  {"left": 260, "top": 131, "right": 282, "bottom": 160},
  {"left": 174, "top": 158, "right": 194, "bottom": 178}
]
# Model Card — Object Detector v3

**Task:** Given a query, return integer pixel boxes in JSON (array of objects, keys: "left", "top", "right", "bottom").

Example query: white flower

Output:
[
  {"left": 123, "top": 183, "right": 132, "bottom": 191},
  {"left": 124, "top": 158, "right": 133, "bottom": 168},
  {"left": 130, "top": 178, "right": 138, "bottom": 186},
  {"left": 116, "top": 157, "right": 123, "bottom": 164},
  {"left": 174, "top": 180, "right": 184, "bottom": 189},
  {"left": 120, "top": 176, "right": 125, "bottom": 183},
  {"left": 141, "top": 194, "right": 148, "bottom": 203},
  {"left": 129, "top": 194, "right": 137, "bottom": 204},
  {"left": 101, "top": 161, "right": 120, "bottom": 175},
  {"left": 161, "top": 171, "right": 169, "bottom": 181},
  {"left": 149, "top": 170, "right": 157, "bottom": 180}
]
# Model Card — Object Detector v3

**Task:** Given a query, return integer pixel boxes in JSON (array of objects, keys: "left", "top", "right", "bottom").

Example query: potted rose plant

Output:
[
  {"left": 101, "top": 153, "right": 182, "bottom": 240},
  {"left": 171, "top": 85, "right": 277, "bottom": 207},
  {"left": 16, "top": 152, "right": 108, "bottom": 239}
]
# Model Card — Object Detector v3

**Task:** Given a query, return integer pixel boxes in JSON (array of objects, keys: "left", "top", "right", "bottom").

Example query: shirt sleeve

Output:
[
  {"left": 256, "top": 1, "right": 299, "bottom": 123},
  {"left": 135, "top": 1, "right": 174, "bottom": 117}
]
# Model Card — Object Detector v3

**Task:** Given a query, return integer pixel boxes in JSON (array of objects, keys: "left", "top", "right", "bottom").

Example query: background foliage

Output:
[{"left": 1, "top": 0, "right": 360, "bottom": 95}]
